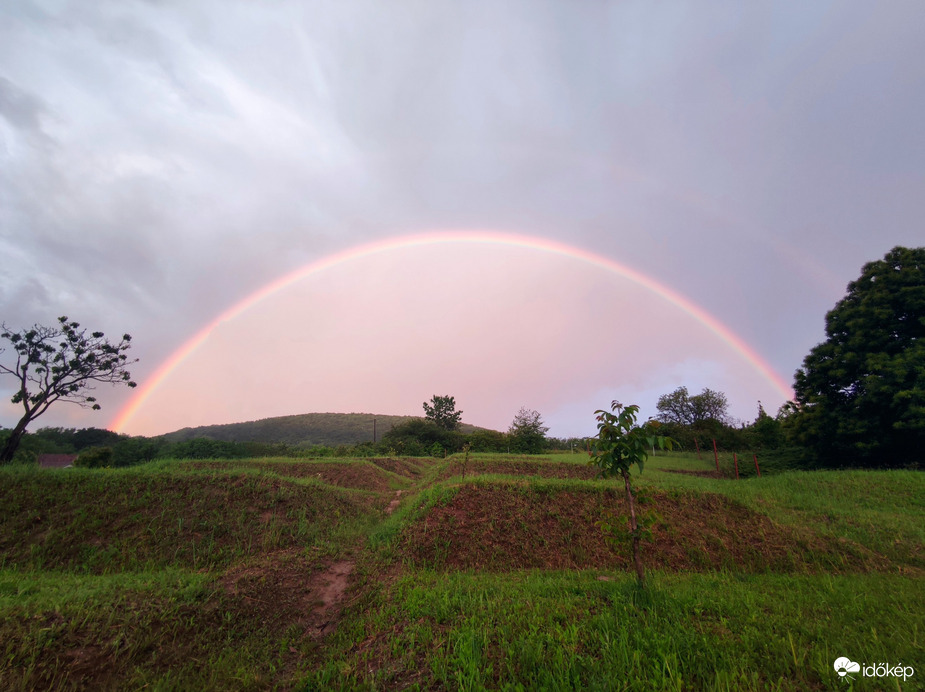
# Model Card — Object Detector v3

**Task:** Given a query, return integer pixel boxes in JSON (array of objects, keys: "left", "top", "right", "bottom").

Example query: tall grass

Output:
[{"left": 308, "top": 569, "right": 924, "bottom": 691}]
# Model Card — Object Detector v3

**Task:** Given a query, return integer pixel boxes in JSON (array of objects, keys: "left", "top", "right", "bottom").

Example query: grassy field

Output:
[{"left": 0, "top": 452, "right": 921, "bottom": 690}]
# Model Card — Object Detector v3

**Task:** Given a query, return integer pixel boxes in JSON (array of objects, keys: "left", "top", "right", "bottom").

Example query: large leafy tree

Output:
[
  {"left": 791, "top": 246, "right": 925, "bottom": 466},
  {"left": 0, "top": 316, "right": 137, "bottom": 464},
  {"left": 422, "top": 394, "right": 462, "bottom": 431},
  {"left": 655, "top": 386, "right": 694, "bottom": 425},
  {"left": 656, "top": 386, "right": 729, "bottom": 425},
  {"left": 507, "top": 407, "right": 549, "bottom": 454}
]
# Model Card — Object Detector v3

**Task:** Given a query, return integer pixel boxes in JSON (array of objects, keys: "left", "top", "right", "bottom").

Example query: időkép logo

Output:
[{"left": 834, "top": 657, "right": 914, "bottom": 682}]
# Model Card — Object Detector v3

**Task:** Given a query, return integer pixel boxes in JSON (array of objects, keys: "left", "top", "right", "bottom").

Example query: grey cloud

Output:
[
  {"left": 1, "top": 0, "right": 924, "bottom": 432},
  {"left": 0, "top": 77, "right": 47, "bottom": 133}
]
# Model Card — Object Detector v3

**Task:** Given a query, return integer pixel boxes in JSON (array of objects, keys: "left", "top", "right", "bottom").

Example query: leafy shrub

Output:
[{"left": 75, "top": 447, "right": 113, "bottom": 468}]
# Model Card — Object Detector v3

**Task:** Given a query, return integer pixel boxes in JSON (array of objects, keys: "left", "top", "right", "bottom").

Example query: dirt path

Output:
[
  {"left": 386, "top": 489, "right": 403, "bottom": 515},
  {"left": 310, "top": 560, "right": 355, "bottom": 636},
  {"left": 306, "top": 490, "right": 405, "bottom": 637}
]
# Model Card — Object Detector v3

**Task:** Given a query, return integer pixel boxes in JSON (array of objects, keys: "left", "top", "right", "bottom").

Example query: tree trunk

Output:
[
  {"left": 621, "top": 467, "right": 646, "bottom": 589},
  {"left": 0, "top": 417, "right": 30, "bottom": 464}
]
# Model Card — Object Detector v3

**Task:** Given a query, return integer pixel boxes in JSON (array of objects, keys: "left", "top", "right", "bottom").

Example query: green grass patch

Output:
[
  {"left": 2, "top": 454, "right": 921, "bottom": 690},
  {"left": 0, "top": 567, "right": 313, "bottom": 691},
  {"left": 307, "top": 569, "right": 924, "bottom": 691},
  {"left": 638, "top": 455, "right": 925, "bottom": 569}
]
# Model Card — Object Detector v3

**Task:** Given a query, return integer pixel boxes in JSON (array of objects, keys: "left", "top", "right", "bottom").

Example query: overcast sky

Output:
[{"left": 2, "top": 1, "right": 923, "bottom": 438}]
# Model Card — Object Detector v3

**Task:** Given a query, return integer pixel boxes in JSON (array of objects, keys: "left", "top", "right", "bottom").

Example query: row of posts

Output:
[{"left": 694, "top": 438, "right": 761, "bottom": 478}]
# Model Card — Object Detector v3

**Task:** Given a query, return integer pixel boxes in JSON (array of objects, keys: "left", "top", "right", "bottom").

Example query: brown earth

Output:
[
  {"left": 386, "top": 490, "right": 403, "bottom": 515},
  {"left": 0, "top": 472, "right": 370, "bottom": 572},
  {"left": 398, "top": 484, "right": 891, "bottom": 574},
  {"left": 4, "top": 550, "right": 356, "bottom": 691},
  {"left": 367, "top": 457, "right": 432, "bottom": 479},
  {"left": 188, "top": 460, "right": 400, "bottom": 492},
  {"left": 221, "top": 549, "right": 356, "bottom": 637},
  {"left": 438, "top": 460, "right": 600, "bottom": 481}
]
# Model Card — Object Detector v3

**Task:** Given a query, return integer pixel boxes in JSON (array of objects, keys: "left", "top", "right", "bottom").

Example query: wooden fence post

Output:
[
  {"left": 733, "top": 452, "right": 739, "bottom": 479},
  {"left": 712, "top": 439, "right": 719, "bottom": 473},
  {"left": 753, "top": 454, "right": 761, "bottom": 477}
]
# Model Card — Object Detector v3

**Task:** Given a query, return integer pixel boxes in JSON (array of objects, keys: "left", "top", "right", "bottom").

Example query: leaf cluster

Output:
[{"left": 589, "top": 401, "right": 675, "bottom": 477}]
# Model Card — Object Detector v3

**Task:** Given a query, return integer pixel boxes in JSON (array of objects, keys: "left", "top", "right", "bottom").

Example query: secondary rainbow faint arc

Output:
[{"left": 110, "top": 231, "right": 794, "bottom": 432}]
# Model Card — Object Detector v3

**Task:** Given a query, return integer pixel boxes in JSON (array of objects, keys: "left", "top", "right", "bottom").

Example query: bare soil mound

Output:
[
  {"left": 438, "top": 460, "right": 599, "bottom": 481},
  {"left": 189, "top": 460, "right": 398, "bottom": 492},
  {"left": 399, "top": 485, "right": 889, "bottom": 574},
  {"left": 221, "top": 550, "right": 355, "bottom": 637},
  {"left": 0, "top": 472, "right": 366, "bottom": 572},
  {"left": 368, "top": 457, "right": 430, "bottom": 479}
]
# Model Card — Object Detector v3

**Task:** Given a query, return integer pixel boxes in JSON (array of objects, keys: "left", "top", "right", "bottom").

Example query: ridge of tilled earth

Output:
[
  {"left": 398, "top": 485, "right": 892, "bottom": 573},
  {"left": 0, "top": 473, "right": 368, "bottom": 572},
  {"left": 187, "top": 460, "right": 403, "bottom": 492},
  {"left": 438, "top": 460, "right": 601, "bottom": 481},
  {"left": 367, "top": 457, "right": 433, "bottom": 479}
]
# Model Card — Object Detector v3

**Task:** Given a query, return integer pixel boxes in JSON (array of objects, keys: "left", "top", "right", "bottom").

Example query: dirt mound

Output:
[
  {"left": 368, "top": 457, "right": 430, "bottom": 478},
  {"left": 0, "top": 472, "right": 366, "bottom": 572},
  {"left": 439, "top": 460, "right": 599, "bottom": 481},
  {"left": 221, "top": 550, "right": 355, "bottom": 637},
  {"left": 399, "top": 485, "right": 889, "bottom": 573},
  {"left": 189, "top": 460, "right": 398, "bottom": 492}
]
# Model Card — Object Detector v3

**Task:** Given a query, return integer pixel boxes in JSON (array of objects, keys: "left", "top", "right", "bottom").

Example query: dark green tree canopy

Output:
[
  {"left": 422, "top": 394, "right": 462, "bottom": 431},
  {"left": 791, "top": 246, "right": 925, "bottom": 466},
  {"left": 381, "top": 418, "right": 463, "bottom": 456},
  {"left": 656, "top": 386, "right": 729, "bottom": 426},
  {"left": 507, "top": 407, "right": 549, "bottom": 454}
]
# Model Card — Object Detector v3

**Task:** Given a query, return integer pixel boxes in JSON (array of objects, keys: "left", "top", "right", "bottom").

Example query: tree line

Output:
[{"left": 2, "top": 246, "right": 922, "bottom": 469}]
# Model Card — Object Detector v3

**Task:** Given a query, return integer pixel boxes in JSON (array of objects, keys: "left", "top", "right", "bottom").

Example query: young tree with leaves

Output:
[
  {"left": 0, "top": 316, "right": 137, "bottom": 463},
  {"left": 422, "top": 394, "right": 462, "bottom": 431},
  {"left": 589, "top": 402, "right": 674, "bottom": 588}
]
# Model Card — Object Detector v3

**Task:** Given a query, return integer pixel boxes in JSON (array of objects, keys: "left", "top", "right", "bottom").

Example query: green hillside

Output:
[{"left": 162, "top": 412, "right": 491, "bottom": 446}]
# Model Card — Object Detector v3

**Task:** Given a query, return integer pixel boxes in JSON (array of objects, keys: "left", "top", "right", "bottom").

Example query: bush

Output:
[
  {"left": 75, "top": 447, "right": 113, "bottom": 468},
  {"left": 466, "top": 429, "right": 508, "bottom": 453},
  {"left": 111, "top": 436, "right": 167, "bottom": 467},
  {"left": 382, "top": 420, "right": 464, "bottom": 455},
  {"left": 156, "top": 438, "right": 250, "bottom": 460}
]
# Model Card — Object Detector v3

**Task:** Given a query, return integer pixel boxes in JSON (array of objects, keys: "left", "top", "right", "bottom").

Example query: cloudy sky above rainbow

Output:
[{"left": 2, "top": 2, "right": 923, "bottom": 437}]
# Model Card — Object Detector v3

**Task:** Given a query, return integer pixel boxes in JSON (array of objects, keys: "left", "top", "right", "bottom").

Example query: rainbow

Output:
[{"left": 110, "top": 231, "right": 793, "bottom": 432}]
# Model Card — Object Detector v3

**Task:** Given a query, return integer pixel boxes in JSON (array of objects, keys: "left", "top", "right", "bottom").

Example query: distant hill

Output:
[{"left": 161, "top": 412, "right": 492, "bottom": 447}]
